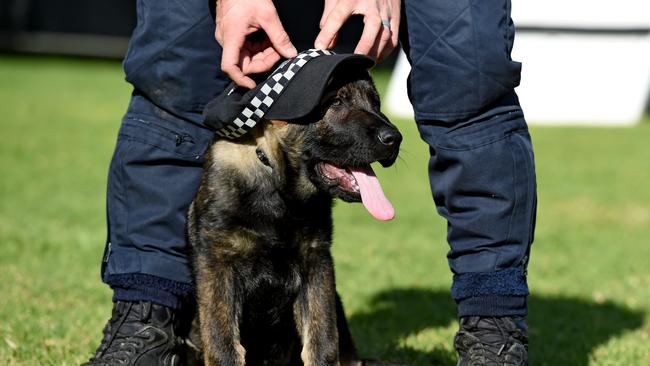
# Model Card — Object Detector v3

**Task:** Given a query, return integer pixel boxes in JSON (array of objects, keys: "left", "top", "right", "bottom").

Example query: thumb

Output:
[{"left": 258, "top": 8, "right": 298, "bottom": 59}]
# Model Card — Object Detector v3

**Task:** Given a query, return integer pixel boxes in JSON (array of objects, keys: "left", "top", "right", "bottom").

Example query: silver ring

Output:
[{"left": 381, "top": 19, "right": 391, "bottom": 28}]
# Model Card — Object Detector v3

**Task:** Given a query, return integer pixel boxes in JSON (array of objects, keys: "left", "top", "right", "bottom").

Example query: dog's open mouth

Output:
[{"left": 317, "top": 162, "right": 395, "bottom": 221}]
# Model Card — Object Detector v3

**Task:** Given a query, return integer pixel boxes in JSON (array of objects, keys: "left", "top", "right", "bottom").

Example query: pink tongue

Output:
[{"left": 349, "top": 166, "right": 395, "bottom": 221}]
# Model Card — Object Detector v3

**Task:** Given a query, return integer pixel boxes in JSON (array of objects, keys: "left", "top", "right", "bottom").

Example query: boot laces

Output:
[
  {"left": 85, "top": 302, "right": 161, "bottom": 365},
  {"left": 458, "top": 317, "right": 527, "bottom": 366}
]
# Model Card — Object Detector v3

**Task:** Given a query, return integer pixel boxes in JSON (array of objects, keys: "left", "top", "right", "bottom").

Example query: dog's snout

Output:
[{"left": 377, "top": 128, "right": 402, "bottom": 146}]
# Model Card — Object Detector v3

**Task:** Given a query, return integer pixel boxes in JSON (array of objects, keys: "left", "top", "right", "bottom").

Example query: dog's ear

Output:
[
  {"left": 269, "top": 119, "right": 288, "bottom": 127},
  {"left": 263, "top": 119, "right": 295, "bottom": 156},
  {"left": 261, "top": 119, "right": 316, "bottom": 193},
  {"left": 253, "top": 121, "right": 289, "bottom": 178}
]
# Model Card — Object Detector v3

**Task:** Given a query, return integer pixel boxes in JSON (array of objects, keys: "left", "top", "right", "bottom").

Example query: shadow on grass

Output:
[{"left": 348, "top": 288, "right": 644, "bottom": 366}]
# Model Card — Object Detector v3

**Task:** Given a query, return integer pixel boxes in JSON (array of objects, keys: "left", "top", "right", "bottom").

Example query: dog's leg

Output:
[
  {"left": 294, "top": 249, "right": 339, "bottom": 366},
  {"left": 195, "top": 259, "right": 245, "bottom": 366},
  {"left": 335, "top": 293, "right": 363, "bottom": 366}
]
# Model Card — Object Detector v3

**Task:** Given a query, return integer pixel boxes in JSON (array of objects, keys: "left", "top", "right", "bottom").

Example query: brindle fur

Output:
[{"left": 188, "top": 68, "right": 401, "bottom": 366}]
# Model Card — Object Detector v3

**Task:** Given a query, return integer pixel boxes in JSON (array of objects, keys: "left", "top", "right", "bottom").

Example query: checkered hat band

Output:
[{"left": 218, "top": 49, "right": 334, "bottom": 139}]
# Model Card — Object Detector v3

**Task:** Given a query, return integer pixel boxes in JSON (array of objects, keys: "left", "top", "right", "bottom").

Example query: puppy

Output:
[{"left": 187, "top": 65, "right": 402, "bottom": 366}]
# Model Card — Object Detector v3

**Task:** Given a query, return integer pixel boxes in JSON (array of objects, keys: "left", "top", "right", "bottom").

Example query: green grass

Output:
[{"left": 1, "top": 55, "right": 649, "bottom": 365}]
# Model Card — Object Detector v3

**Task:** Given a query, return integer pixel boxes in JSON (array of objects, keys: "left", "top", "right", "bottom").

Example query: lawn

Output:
[{"left": 1, "top": 55, "right": 649, "bottom": 365}]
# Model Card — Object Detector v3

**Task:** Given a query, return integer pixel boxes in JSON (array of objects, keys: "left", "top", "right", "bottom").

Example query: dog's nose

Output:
[{"left": 377, "top": 128, "right": 402, "bottom": 146}]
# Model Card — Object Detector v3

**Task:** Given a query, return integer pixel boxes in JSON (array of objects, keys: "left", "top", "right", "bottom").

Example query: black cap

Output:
[{"left": 203, "top": 49, "right": 374, "bottom": 139}]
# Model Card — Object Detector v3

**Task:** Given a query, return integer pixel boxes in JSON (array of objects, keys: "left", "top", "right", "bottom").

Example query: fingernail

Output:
[
  {"left": 287, "top": 46, "right": 298, "bottom": 57},
  {"left": 315, "top": 41, "right": 325, "bottom": 49}
]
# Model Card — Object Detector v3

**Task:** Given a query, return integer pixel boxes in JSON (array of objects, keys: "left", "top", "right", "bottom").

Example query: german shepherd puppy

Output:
[{"left": 187, "top": 68, "right": 402, "bottom": 366}]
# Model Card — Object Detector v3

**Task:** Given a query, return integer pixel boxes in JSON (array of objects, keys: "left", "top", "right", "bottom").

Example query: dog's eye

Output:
[{"left": 330, "top": 98, "right": 342, "bottom": 107}]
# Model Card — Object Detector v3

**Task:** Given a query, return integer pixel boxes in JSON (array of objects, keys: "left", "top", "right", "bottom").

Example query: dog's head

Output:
[
  {"left": 257, "top": 68, "right": 401, "bottom": 220},
  {"left": 207, "top": 61, "right": 401, "bottom": 220},
  {"left": 299, "top": 68, "right": 400, "bottom": 206}
]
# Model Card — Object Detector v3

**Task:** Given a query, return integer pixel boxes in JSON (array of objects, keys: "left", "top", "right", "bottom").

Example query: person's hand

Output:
[
  {"left": 216, "top": 0, "right": 298, "bottom": 88},
  {"left": 315, "top": 0, "right": 400, "bottom": 62}
]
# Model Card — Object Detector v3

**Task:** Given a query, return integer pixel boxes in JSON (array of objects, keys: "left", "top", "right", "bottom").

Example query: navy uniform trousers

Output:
[{"left": 102, "top": 0, "right": 537, "bottom": 317}]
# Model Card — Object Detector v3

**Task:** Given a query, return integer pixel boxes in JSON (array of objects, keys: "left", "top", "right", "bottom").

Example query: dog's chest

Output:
[{"left": 239, "top": 246, "right": 303, "bottom": 321}]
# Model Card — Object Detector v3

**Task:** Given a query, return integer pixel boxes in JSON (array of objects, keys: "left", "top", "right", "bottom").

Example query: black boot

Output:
[
  {"left": 83, "top": 301, "right": 195, "bottom": 366},
  {"left": 454, "top": 316, "right": 528, "bottom": 366}
]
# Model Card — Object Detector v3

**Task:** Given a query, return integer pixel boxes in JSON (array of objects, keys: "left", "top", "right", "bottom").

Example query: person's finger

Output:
[
  {"left": 327, "top": 33, "right": 339, "bottom": 49},
  {"left": 258, "top": 5, "right": 297, "bottom": 59},
  {"left": 244, "top": 46, "right": 283, "bottom": 74},
  {"left": 320, "top": 0, "right": 338, "bottom": 29},
  {"left": 354, "top": 15, "right": 382, "bottom": 57},
  {"left": 215, "top": 27, "right": 223, "bottom": 46},
  {"left": 373, "top": 26, "right": 392, "bottom": 61},
  {"left": 389, "top": 0, "right": 401, "bottom": 48},
  {"left": 315, "top": 5, "right": 351, "bottom": 49},
  {"left": 377, "top": 38, "right": 395, "bottom": 62},
  {"left": 374, "top": 1, "right": 392, "bottom": 60},
  {"left": 226, "top": 68, "right": 256, "bottom": 89},
  {"left": 221, "top": 31, "right": 257, "bottom": 88},
  {"left": 377, "top": 0, "right": 401, "bottom": 61}
]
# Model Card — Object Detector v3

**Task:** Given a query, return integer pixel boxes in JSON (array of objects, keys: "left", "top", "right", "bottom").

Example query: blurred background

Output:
[{"left": 1, "top": 1, "right": 649, "bottom": 365}]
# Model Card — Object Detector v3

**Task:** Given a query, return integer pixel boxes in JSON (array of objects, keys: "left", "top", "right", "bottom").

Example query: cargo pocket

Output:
[
  {"left": 426, "top": 114, "right": 536, "bottom": 274},
  {"left": 103, "top": 113, "right": 213, "bottom": 282}
]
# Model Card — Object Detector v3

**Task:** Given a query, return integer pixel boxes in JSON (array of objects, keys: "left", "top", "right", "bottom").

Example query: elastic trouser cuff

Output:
[
  {"left": 106, "top": 273, "right": 193, "bottom": 311},
  {"left": 457, "top": 295, "right": 527, "bottom": 317},
  {"left": 452, "top": 268, "right": 529, "bottom": 317}
]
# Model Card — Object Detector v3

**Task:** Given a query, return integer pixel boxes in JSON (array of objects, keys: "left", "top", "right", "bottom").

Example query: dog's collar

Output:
[
  {"left": 255, "top": 147, "right": 271, "bottom": 168},
  {"left": 216, "top": 49, "right": 334, "bottom": 140}
]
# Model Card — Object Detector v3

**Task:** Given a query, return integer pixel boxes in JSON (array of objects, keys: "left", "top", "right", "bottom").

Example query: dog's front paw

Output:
[
  {"left": 301, "top": 344, "right": 339, "bottom": 366},
  {"left": 204, "top": 342, "right": 246, "bottom": 366}
]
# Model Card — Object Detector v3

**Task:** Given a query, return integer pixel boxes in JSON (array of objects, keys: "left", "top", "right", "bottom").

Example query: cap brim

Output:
[
  {"left": 264, "top": 54, "right": 374, "bottom": 121},
  {"left": 202, "top": 73, "right": 269, "bottom": 132}
]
